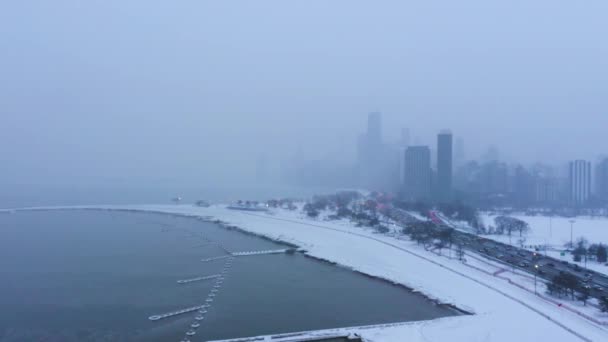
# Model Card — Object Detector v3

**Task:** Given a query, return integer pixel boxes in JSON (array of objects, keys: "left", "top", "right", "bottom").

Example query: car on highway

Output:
[{"left": 545, "top": 263, "right": 555, "bottom": 268}]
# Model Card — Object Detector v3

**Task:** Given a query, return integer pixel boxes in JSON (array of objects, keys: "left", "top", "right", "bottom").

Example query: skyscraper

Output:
[
  {"left": 596, "top": 157, "right": 608, "bottom": 202},
  {"left": 357, "top": 112, "right": 385, "bottom": 189},
  {"left": 436, "top": 130, "right": 453, "bottom": 202},
  {"left": 569, "top": 160, "right": 592, "bottom": 205},
  {"left": 403, "top": 146, "right": 431, "bottom": 201}
]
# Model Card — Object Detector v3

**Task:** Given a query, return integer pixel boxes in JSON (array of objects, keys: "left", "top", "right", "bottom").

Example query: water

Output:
[
  {"left": 0, "top": 210, "right": 458, "bottom": 341},
  {"left": 0, "top": 184, "right": 333, "bottom": 209}
]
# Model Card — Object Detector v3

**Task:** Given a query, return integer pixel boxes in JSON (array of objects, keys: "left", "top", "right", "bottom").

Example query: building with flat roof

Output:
[
  {"left": 403, "top": 146, "right": 431, "bottom": 201},
  {"left": 569, "top": 160, "right": 592, "bottom": 205}
]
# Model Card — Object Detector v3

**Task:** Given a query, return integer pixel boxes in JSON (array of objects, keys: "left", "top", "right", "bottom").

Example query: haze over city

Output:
[
  {"left": 5, "top": 2, "right": 608, "bottom": 342},
  {"left": 1, "top": 0, "right": 607, "bottom": 189}
]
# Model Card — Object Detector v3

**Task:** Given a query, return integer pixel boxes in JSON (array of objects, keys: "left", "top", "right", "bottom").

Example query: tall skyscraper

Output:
[
  {"left": 403, "top": 146, "right": 431, "bottom": 201},
  {"left": 436, "top": 130, "right": 453, "bottom": 202},
  {"left": 569, "top": 160, "right": 592, "bottom": 205},
  {"left": 357, "top": 112, "right": 385, "bottom": 190},
  {"left": 596, "top": 157, "right": 608, "bottom": 201}
]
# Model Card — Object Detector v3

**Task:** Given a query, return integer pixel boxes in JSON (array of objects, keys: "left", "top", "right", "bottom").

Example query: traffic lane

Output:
[
  {"left": 463, "top": 234, "right": 608, "bottom": 284},
  {"left": 461, "top": 241, "right": 608, "bottom": 296},
  {"left": 390, "top": 215, "right": 608, "bottom": 297}
]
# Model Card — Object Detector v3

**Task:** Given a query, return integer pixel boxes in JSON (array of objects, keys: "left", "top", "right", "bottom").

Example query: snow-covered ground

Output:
[
  {"left": 19, "top": 204, "right": 608, "bottom": 342},
  {"left": 480, "top": 213, "right": 608, "bottom": 248},
  {"left": 477, "top": 213, "right": 608, "bottom": 276}
]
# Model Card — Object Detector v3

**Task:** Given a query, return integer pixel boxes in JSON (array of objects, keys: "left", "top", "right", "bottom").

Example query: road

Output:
[{"left": 386, "top": 208, "right": 608, "bottom": 300}]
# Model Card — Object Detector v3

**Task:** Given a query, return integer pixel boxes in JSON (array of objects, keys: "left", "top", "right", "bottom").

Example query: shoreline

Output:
[
  {"left": 25, "top": 206, "right": 468, "bottom": 316},
  {"left": 9, "top": 204, "right": 607, "bottom": 341}
]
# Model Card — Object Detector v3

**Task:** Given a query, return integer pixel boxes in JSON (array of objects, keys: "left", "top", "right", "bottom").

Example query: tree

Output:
[
  {"left": 588, "top": 244, "right": 600, "bottom": 261},
  {"left": 517, "top": 238, "right": 526, "bottom": 248},
  {"left": 304, "top": 203, "right": 320, "bottom": 218},
  {"left": 576, "top": 237, "right": 589, "bottom": 250},
  {"left": 456, "top": 243, "right": 465, "bottom": 261},
  {"left": 597, "top": 244, "right": 608, "bottom": 263},
  {"left": 546, "top": 282, "right": 559, "bottom": 296},
  {"left": 369, "top": 217, "right": 380, "bottom": 227},
  {"left": 514, "top": 220, "right": 530, "bottom": 237},
  {"left": 550, "top": 273, "right": 580, "bottom": 300},
  {"left": 577, "top": 286, "right": 590, "bottom": 306},
  {"left": 494, "top": 216, "right": 529, "bottom": 238},
  {"left": 307, "top": 209, "right": 320, "bottom": 218},
  {"left": 573, "top": 238, "right": 589, "bottom": 265},
  {"left": 438, "top": 228, "right": 455, "bottom": 256},
  {"left": 376, "top": 225, "right": 389, "bottom": 234},
  {"left": 336, "top": 206, "right": 353, "bottom": 219},
  {"left": 600, "top": 296, "right": 608, "bottom": 313}
]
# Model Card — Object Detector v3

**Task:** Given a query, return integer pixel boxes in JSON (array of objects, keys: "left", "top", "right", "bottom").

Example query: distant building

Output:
[
  {"left": 535, "top": 177, "right": 560, "bottom": 204},
  {"left": 596, "top": 157, "right": 608, "bottom": 202},
  {"left": 481, "top": 145, "right": 500, "bottom": 163},
  {"left": 569, "top": 160, "right": 592, "bottom": 205},
  {"left": 511, "top": 165, "right": 534, "bottom": 206},
  {"left": 480, "top": 161, "right": 509, "bottom": 195},
  {"left": 436, "top": 130, "right": 453, "bottom": 202},
  {"left": 454, "top": 136, "right": 465, "bottom": 169},
  {"left": 403, "top": 146, "right": 431, "bottom": 201},
  {"left": 357, "top": 112, "right": 386, "bottom": 190}
]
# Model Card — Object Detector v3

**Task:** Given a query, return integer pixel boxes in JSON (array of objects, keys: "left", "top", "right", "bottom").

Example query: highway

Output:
[{"left": 386, "top": 207, "right": 608, "bottom": 300}]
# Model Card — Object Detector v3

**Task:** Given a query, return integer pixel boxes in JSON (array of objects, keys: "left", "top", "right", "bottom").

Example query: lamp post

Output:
[
  {"left": 534, "top": 264, "right": 539, "bottom": 294},
  {"left": 569, "top": 219, "right": 576, "bottom": 249}
]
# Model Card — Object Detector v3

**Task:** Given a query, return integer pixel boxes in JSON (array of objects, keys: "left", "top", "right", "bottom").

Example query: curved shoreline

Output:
[{"left": 14, "top": 206, "right": 469, "bottom": 316}]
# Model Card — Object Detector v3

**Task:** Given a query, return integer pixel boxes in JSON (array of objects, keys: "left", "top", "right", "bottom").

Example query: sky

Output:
[{"left": 1, "top": 0, "right": 607, "bottom": 187}]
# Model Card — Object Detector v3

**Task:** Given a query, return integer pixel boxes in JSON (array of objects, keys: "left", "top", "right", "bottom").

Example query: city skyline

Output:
[{"left": 2, "top": 1, "right": 607, "bottom": 187}]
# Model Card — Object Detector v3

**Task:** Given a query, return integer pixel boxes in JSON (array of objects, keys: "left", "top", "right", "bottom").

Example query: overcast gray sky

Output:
[{"left": 1, "top": 0, "right": 606, "bottom": 187}]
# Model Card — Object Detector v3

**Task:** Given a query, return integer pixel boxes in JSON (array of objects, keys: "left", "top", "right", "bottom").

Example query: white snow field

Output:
[
  {"left": 478, "top": 213, "right": 608, "bottom": 276},
  {"left": 480, "top": 213, "right": 608, "bottom": 248},
  {"left": 20, "top": 205, "right": 608, "bottom": 342}
]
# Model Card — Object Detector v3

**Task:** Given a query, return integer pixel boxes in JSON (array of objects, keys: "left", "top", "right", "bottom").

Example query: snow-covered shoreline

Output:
[{"left": 13, "top": 204, "right": 608, "bottom": 341}]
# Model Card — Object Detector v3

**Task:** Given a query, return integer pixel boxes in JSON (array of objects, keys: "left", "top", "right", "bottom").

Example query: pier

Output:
[
  {"left": 148, "top": 305, "right": 208, "bottom": 321},
  {"left": 177, "top": 274, "right": 221, "bottom": 284},
  {"left": 231, "top": 249, "right": 290, "bottom": 257},
  {"left": 202, "top": 255, "right": 232, "bottom": 262}
]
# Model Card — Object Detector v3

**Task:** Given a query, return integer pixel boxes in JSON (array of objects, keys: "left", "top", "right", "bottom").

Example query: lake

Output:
[{"left": 0, "top": 210, "right": 458, "bottom": 341}]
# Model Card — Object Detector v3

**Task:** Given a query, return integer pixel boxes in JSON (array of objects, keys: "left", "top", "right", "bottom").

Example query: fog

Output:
[{"left": 1, "top": 0, "right": 607, "bottom": 188}]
